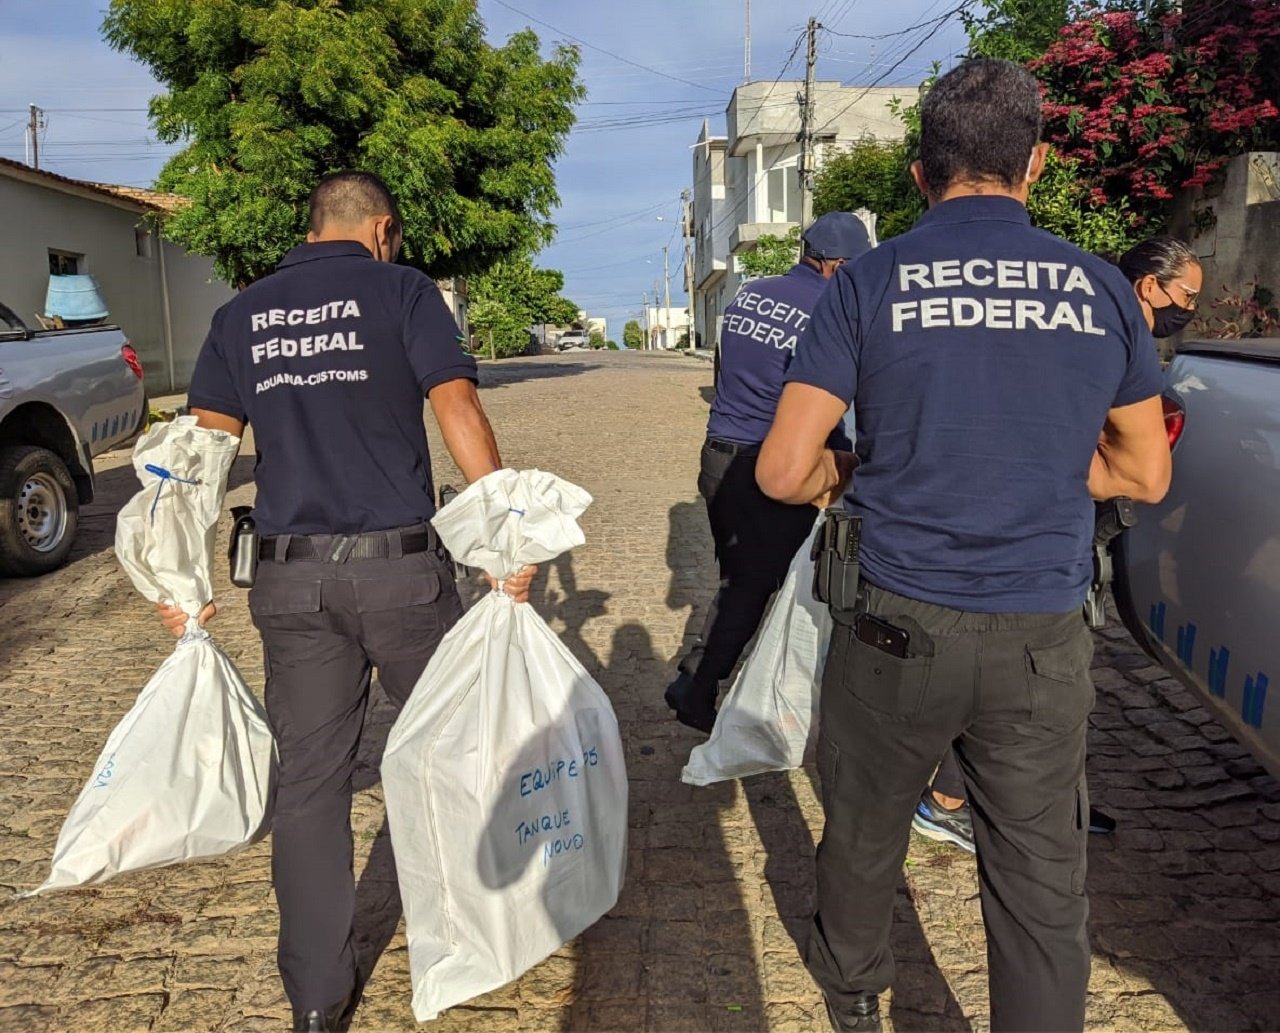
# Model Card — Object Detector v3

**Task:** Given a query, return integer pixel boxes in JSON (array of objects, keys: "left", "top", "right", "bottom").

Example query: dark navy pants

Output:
[
  {"left": 248, "top": 535, "right": 463, "bottom": 1013},
  {"left": 807, "top": 583, "right": 1094, "bottom": 1032}
]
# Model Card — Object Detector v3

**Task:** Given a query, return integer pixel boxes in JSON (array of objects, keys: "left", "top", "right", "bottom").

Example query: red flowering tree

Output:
[{"left": 1032, "top": 1, "right": 1280, "bottom": 225}]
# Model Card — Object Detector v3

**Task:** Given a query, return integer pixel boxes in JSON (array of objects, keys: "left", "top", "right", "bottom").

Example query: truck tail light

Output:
[
  {"left": 1163, "top": 393, "right": 1185, "bottom": 449},
  {"left": 121, "top": 343, "right": 144, "bottom": 380}
]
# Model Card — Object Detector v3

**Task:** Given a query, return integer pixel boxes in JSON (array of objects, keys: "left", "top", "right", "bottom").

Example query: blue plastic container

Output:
[{"left": 45, "top": 275, "right": 109, "bottom": 321}]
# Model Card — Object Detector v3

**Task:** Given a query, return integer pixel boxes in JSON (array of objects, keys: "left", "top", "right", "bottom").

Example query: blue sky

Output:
[{"left": 0, "top": 0, "right": 968, "bottom": 336}]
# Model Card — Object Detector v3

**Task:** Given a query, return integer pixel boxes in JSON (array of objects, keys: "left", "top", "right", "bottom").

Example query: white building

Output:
[
  {"left": 643, "top": 305, "right": 691, "bottom": 350},
  {"left": 690, "top": 81, "right": 907, "bottom": 353},
  {"left": 0, "top": 157, "right": 235, "bottom": 392},
  {"left": 585, "top": 315, "right": 608, "bottom": 342}
]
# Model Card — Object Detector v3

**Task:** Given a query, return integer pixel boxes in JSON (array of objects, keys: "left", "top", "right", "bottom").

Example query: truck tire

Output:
[{"left": 0, "top": 445, "right": 79, "bottom": 577}]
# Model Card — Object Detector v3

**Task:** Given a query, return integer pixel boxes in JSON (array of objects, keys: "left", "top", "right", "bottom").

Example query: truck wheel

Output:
[{"left": 0, "top": 446, "right": 79, "bottom": 577}]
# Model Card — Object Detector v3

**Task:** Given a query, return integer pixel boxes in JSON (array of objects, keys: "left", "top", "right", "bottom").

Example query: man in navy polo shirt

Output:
[
  {"left": 156, "top": 171, "right": 535, "bottom": 1032},
  {"left": 665, "top": 212, "right": 869, "bottom": 733},
  {"left": 757, "top": 61, "right": 1172, "bottom": 1032}
]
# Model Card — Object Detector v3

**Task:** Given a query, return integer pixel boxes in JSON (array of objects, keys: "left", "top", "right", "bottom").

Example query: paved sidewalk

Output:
[{"left": 1, "top": 351, "right": 1278, "bottom": 1032}]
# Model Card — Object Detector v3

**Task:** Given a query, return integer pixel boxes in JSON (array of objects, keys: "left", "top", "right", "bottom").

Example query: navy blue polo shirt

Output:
[
  {"left": 188, "top": 241, "right": 476, "bottom": 536},
  {"left": 709, "top": 263, "right": 849, "bottom": 446},
  {"left": 786, "top": 195, "right": 1163, "bottom": 613}
]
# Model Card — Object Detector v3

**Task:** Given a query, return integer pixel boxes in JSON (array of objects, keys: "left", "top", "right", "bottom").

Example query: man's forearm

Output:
[
  {"left": 430, "top": 381, "right": 503, "bottom": 483},
  {"left": 1087, "top": 447, "right": 1163, "bottom": 502},
  {"left": 759, "top": 446, "right": 843, "bottom": 505}
]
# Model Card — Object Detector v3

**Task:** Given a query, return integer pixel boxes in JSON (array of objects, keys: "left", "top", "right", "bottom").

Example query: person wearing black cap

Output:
[{"left": 665, "top": 211, "right": 871, "bottom": 733}]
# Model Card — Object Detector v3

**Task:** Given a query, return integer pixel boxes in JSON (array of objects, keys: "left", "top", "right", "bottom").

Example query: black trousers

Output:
[
  {"left": 248, "top": 535, "right": 463, "bottom": 1012},
  {"left": 931, "top": 743, "right": 967, "bottom": 800},
  {"left": 807, "top": 583, "right": 1094, "bottom": 1032},
  {"left": 678, "top": 440, "right": 818, "bottom": 703}
]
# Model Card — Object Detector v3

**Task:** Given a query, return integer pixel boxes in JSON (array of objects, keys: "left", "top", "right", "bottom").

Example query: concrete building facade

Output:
[
  {"left": 643, "top": 304, "right": 691, "bottom": 350},
  {"left": 0, "top": 158, "right": 235, "bottom": 393},
  {"left": 690, "top": 81, "right": 907, "bottom": 353}
]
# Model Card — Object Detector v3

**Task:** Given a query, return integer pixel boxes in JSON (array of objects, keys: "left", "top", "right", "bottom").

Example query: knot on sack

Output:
[
  {"left": 144, "top": 463, "right": 202, "bottom": 524},
  {"left": 178, "top": 619, "right": 211, "bottom": 644}
]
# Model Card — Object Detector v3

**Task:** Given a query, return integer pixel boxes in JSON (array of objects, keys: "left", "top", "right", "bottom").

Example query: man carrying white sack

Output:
[{"left": 157, "top": 170, "right": 535, "bottom": 1033}]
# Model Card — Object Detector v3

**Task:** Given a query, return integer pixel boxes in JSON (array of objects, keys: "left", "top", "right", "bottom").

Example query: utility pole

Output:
[
  {"left": 799, "top": 17, "right": 818, "bottom": 232},
  {"left": 682, "top": 188, "right": 695, "bottom": 350},
  {"left": 642, "top": 291, "right": 649, "bottom": 351},
  {"left": 27, "top": 104, "right": 43, "bottom": 170},
  {"left": 662, "top": 245, "right": 672, "bottom": 351},
  {"left": 743, "top": 0, "right": 752, "bottom": 83}
]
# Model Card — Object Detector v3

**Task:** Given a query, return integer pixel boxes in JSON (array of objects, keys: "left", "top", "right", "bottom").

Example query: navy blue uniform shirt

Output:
[
  {"left": 709, "top": 262, "right": 850, "bottom": 447},
  {"left": 786, "top": 196, "right": 1163, "bottom": 613},
  {"left": 188, "top": 241, "right": 476, "bottom": 536}
]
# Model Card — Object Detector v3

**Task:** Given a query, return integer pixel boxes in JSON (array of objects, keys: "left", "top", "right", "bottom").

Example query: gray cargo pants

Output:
[
  {"left": 248, "top": 532, "right": 463, "bottom": 1013},
  {"left": 806, "top": 582, "right": 1094, "bottom": 1032}
]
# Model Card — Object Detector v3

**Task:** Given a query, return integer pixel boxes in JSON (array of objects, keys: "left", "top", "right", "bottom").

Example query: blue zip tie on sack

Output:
[{"left": 145, "top": 463, "right": 202, "bottom": 523}]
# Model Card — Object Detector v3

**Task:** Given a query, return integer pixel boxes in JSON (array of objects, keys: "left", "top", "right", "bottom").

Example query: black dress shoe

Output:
[
  {"left": 1088, "top": 805, "right": 1117, "bottom": 834},
  {"left": 292, "top": 981, "right": 362, "bottom": 1032},
  {"left": 825, "top": 992, "right": 882, "bottom": 1032},
  {"left": 663, "top": 671, "right": 717, "bottom": 734}
]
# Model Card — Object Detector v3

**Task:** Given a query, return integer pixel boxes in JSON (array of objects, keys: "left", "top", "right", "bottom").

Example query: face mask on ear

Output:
[
  {"left": 1152, "top": 302, "right": 1195, "bottom": 338},
  {"left": 1026, "top": 149, "right": 1038, "bottom": 183}
]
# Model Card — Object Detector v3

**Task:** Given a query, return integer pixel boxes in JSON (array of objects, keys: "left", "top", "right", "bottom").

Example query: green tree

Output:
[
  {"left": 103, "top": 0, "right": 583, "bottom": 287},
  {"left": 588, "top": 329, "right": 606, "bottom": 349},
  {"left": 1027, "top": 150, "right": 1143, "bottom": 257},
  {"left": 962, "top": 0, "right": 1073, "bottom": 63},
  {"left": 813, "top": 137, "right": 923, "bottom": 241},
  {"left": 739, "top": 227, "right": 800, "bottom": 279},
  {"left": 622, "top": 319, "right": 643, "bottom": 350},
  {"left": 467, "top": 254, "right": 578, "bottom": 358}
]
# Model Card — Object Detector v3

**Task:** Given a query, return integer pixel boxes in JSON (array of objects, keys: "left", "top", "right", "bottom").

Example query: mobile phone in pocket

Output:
[{"left": 854, "top": 613, "right": 910, "bottom": 658}]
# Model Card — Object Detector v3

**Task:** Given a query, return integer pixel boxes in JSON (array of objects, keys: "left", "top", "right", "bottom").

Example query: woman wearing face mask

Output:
[{"left": 1119, "top": 235, "right": 1204, "bottom": 338}]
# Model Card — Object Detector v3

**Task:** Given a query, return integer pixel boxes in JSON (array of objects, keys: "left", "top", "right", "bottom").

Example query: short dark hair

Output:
[
  {"left": 1117, "top": 236, "right": 1199, "bottom": 286},
  {"left": 919, "top": 58, "right": 1043, "bottom": 194},
  {"left": 308, "top": 170, "right": 401, "bottom": 235}
]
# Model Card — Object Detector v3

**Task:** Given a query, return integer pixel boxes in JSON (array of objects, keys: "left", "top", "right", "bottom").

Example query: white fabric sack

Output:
[
  {"left": 29, "top": 417, "right": 274, "bottom": 893},
  {"left": 682, "top": 520, "right": 831, "bottom": 786},
  {"left": 382, "top": 469, "right": 628, "bottom": 1022}
]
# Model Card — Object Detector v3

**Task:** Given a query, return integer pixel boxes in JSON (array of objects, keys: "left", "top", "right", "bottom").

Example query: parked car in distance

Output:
[
  {"left": 0, "top": 300, "right": 146, "bottom": 576},
  {"left": 556, "top": 331, "right": 589, "bottom": 351},
  {"left": 1114, "top": 338, "right": 1280, "bottom": 780}
]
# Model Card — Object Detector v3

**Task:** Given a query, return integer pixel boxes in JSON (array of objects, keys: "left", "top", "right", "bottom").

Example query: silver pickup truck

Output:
[
  {"left": 0, "top": 301, "right": 146, "bottom": 576},
  {"left": 1115, "top": 338, "right": 1280, "bottom": 779}
]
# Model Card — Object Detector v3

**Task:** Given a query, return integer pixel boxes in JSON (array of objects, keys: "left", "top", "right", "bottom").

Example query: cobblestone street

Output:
[{"left": 1, "top": 350, "right": 1278, "bottom": 1032}]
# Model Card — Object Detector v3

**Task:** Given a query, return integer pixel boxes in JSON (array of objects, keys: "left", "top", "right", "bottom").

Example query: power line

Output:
[
  {"left": 822, "top": 0, "right": 968, "bottom": 41},
  {"left": 487, "top": 0, "right": 722, "bottom": 94},
  {"left": 775, "top": 28, "right": 810, "bottom": 81},
  {"left": 814, "top": 3, "right": 969, "bottom": 135}
]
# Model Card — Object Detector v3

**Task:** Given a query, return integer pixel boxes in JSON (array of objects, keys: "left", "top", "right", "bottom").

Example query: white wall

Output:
[{"left": 0, "top": 174, "right": 233, "bottom": 392}]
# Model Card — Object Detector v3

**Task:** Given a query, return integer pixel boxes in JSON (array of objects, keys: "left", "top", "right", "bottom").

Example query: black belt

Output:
[
  {"left": 705, "top": 437, "right": 761, "bottom": 457},
  {"left": 259, "top": 525, "right": 436, "bottom": 563}
]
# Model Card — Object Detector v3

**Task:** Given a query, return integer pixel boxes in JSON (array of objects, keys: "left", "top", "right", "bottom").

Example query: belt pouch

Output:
[{"left": 228, "top": 506, "right": 259, "bottom": 588}]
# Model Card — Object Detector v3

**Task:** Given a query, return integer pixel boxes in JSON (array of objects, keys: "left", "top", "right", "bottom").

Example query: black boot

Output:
[
  {"left": 291, "top": 978, "right": 362, "bottom": 1032},
  {"left": 825, "top": 992, "right": 882, "bottom": 1032},
  {"left": 664, "top": 670, "right": 717, "bottom": 734}
]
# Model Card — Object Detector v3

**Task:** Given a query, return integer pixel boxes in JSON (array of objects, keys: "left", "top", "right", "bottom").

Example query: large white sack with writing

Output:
[
  {"left": 682, "top": 520, "right": 831, "bottom": 786},
  {"left": 29, "top": 418, "right": 274, "bottom": 893},
  {"left": 382, "top": 469, "right": 628, "bottom": 1022}
]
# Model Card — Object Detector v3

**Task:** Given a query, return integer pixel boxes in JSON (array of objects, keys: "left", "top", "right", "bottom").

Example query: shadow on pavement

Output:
[
  {"left": 669, "top": 492, "right": 969, "bottom": 1028},
  {"left": 541, "top": 545, "right": 766, "bottom": 1031},
  {"left": 1076, "top": 627, "right": 1280, "bottom": 1031},
  {"left": 478, "top": 359, "right": 600, "bottom": 391}
]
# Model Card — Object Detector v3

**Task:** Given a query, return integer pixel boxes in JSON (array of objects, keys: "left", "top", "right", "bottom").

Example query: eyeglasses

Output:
[{"left": 1159, "top": 281, "right": 1200, "bottom": 311}]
